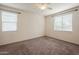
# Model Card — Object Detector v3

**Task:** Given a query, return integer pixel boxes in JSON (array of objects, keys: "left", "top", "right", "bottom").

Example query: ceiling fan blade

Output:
[{"left": 47, "top": 7, "right": 53, "bottom": 10}]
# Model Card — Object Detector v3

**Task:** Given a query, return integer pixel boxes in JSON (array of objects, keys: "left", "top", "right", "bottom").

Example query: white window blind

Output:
[
  {"left": 54, "top": 13, "right": 72, "bottom": 31},
  {"left": 2, "top": 11, "right": 17, "bottom": 32},
  {"left": 54, "top": 15, "right": 62, "bottom": 31}
]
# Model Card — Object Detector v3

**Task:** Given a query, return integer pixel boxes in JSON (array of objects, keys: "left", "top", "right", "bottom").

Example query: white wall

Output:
[
  {"left": 0, "top": 11, "right": 45, "bottom": 45},
  {"left": 45, "top": 10, "right": 79, "bottom": 45}
]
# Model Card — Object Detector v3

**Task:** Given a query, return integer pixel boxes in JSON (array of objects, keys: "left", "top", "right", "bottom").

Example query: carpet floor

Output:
[{"left": 0, "top": 36, "right": 79, "bottom": 55}]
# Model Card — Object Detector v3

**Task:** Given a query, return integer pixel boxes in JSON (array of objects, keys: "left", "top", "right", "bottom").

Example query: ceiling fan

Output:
[{"left": 33, "top": 3, "right": 53, "bottom": 10}]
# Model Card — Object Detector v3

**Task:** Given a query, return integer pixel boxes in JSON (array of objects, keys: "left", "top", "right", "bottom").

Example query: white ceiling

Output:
[{"left": 0, "top": 3, "right": 79, "bottom": 16}]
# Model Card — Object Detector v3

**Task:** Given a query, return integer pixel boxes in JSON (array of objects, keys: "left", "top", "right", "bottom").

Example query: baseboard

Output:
[
  {"left": 45, "top": 35, "right": 79, "bottom": 46},
  {"left": 0, "top": 35, "right": 79, "bottom": 47},
  {"left": 0, "top": 35, "right": 44, "bottom": 46}
]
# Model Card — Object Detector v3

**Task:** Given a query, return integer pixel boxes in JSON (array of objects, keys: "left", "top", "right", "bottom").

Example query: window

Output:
[
  {"left": 54, "top": 13, "right": 72, "bottom": 31},
  {"left": 2, "top": 11, "right": 17, "bottom": 32}
]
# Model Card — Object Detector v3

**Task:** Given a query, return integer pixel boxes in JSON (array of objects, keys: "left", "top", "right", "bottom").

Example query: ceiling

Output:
[{"left": 0, "top": 3, "right": 79, "bottom": 16}]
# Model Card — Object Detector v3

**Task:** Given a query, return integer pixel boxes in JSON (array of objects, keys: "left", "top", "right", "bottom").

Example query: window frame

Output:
[
  {"left": 1, "top": 11, "right": 18, "bottom": 32},
  {"left": 54, "top": 13, "right": 72, "bottom": 32}
]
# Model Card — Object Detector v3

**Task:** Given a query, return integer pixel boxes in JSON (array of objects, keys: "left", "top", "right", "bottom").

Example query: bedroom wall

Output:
[
  {"left": 0, "top": 11, "right": 45, "bottom": 45},
  {"left": 45, "top": 10, "right": 79, "bottom": 45}
]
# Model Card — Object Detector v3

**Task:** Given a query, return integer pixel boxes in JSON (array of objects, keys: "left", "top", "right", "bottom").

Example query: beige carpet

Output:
[{"left": 0, "top": 36, "right": 79, "bottom": 55}]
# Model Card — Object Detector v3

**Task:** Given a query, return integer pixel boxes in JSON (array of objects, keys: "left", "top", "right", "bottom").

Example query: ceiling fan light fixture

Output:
[
  {"left": 39, "top": 5, "right": 47, "bottom": 10},
  {"left": 34, "top": 3, "right": 48, "bottom": 10},
  {"left": 39, "top": 4, "right": 48, "bottom": 10}
]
